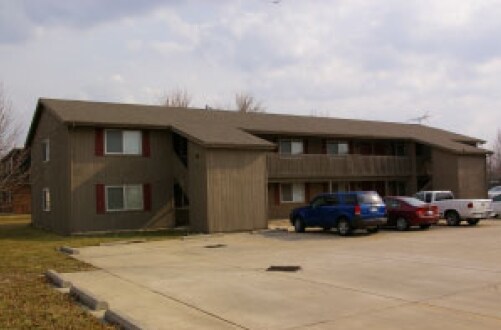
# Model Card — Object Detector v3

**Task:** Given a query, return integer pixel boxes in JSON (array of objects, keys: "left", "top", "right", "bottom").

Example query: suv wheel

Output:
[
  {"left": 396, "top": 217, "right": 409, "bottom": 231},
  {"left": 367, "top": 226, "right": 379, "bottom": 234},
  {"left": 467, "top": 219, "right": 479, "bottom": 226},
  {"left": 337, "top": 218, "right": 352, "bottom": 236},
  {"left": 294, "top": 217, "right": 305, "bottom": 233},
  {"left": 445, "top": 211, "right": 461, "bottom": 226}
]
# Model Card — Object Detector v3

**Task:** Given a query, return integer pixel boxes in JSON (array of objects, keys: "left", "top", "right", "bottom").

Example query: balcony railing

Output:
[{"left": 267, "top": 154, "right": 412, "bottom": 179}]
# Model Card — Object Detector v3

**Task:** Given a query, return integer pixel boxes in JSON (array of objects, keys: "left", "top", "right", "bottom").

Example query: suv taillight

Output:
[
  {"left": 467, "top": 202, "right": 473, "bottom": 209},
  {"left": 416, "top": 208, "right": 425, "bottom": 217},
  {"left": 354, "top": 204, "right": 361, "bottom": 216}
]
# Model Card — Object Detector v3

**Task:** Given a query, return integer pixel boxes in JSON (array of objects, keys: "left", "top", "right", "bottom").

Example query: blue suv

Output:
[{"left": 289, "top": 191, "right": 387, "bottom": 236}]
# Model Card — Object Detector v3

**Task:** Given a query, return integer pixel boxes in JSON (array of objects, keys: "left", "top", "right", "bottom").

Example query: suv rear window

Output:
[
  {"left": 343, "top": 194, "right": 358, "bottom": 205},
  {"left": 358, "top": 192, "right": 383, "bottom": 204}
]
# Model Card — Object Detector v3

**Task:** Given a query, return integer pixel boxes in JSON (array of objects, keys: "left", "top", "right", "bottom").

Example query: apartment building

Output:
[{"left": 26, "top": 98, "right": 489, "bottom": 234}]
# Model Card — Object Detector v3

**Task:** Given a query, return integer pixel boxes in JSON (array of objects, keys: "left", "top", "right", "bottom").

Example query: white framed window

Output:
[
  {"left": 280, "top": 183, "right": 305, "bottom": 203},
  {"left": 106, "top": 185, "right": 143, "bottom": 211},
  {"left": 326, "top": 141, "right": 349, "bottom": 155},
  {"left": 42, "top": 188, "right": 51, "bottom": 211},
  {"left": 105, "top": 130, "right": 142, "bottom": 155},
  {"left": 42, "top": 139, "right": 50, "bottom": 162},
  {"left": 279, "top": 139, "right": 303, "bottom": 155}
]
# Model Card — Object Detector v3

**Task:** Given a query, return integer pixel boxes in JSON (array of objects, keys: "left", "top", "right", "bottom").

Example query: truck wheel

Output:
[
  {"left": 396, "top": 217, "right": 409, "bottom": 231},
  {"left": 294, "top": 217, "right": 305, "bottom": 233},
  {"left": 419, "top": 224, "right": 431, "bottom": 230},
  {"left": 467, "top": 219, "right": 479, "bottom": 226},
  {"left": 337, "top": 218, "right": 352, "bottom": 236},
  {"left": 445, "top": 211, "right": 460, "bottom": 226},
  {"left": 367, "top": 226, "right": 379, "bottom": 234}
]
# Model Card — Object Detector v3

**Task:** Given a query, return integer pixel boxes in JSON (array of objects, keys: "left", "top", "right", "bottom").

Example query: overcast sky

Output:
[{"left": 1, "top": 0, "right": 501, "bottom": 145}]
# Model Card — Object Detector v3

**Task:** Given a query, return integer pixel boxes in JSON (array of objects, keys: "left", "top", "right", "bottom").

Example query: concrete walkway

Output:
[{"left": 62, "top": 221, "right": 501, "bottom": 329}]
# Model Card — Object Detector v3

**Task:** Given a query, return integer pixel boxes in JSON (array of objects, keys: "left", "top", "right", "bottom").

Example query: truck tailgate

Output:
[{"left": 472, "top": 199, "right": 492, "bottom": 212}]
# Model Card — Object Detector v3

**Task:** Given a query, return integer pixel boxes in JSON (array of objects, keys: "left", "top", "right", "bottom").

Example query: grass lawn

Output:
[{"left": 0, "top": 215, "right": 184, "bottom": 329}]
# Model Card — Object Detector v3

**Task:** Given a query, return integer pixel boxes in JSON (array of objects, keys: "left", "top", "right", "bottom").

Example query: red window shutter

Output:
[
  {"left": 142, "top": 131, "right": 151, "bottom": 157},
  {"left": 95, "top": 128, "right": 104, "bottom": 156},
  {"left": 303, "top": 139, "right": 309, "bottom": 154},
  {"left": 143, "top": 183, "right": 152, "bottom": 211},
  {"left": 305, "top": 183, "right": 311, "bottom": 202},
  {"left": 322, "top": 140, "right": 327, "bottom": 154},
  {"left": 274, "top": 183, "right": 280, "bottom": 205},
  {"left": 96, "top": 184, "right": 105, "bottom": 214}
]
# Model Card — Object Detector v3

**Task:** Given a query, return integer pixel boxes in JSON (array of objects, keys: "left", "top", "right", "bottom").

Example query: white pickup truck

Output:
[{"left": 414, "top": 191, "right": 492, "bottom": 226}]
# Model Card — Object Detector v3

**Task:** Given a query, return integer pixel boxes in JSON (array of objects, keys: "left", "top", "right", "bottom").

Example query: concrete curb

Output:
[
  {"left": 45, "top": 269, "right": 72, "bottom": 288},
  {"left": 70, "top": 286, "right": 109, "bottom": 310},
  {"left": 182, "top": 233, "right": 224, "bottom": 240},
  {"left": 104, "top": 309, "right": 144, "bottom": 330},
  {"left": 59, "top": 246, "right": 79, "bottom": 255},
  {"left": 100, "top": 239, "right": 146, "bottom": 246}
]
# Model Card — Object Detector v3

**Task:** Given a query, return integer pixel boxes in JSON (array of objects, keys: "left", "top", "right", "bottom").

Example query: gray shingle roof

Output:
[{"left": 26, "top": 98, "right": 489, "bottom": 155}]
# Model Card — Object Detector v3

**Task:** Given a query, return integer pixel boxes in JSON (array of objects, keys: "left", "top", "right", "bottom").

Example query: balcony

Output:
[{"left": 267, "top": 154, "right": 412, "bottom": 179}]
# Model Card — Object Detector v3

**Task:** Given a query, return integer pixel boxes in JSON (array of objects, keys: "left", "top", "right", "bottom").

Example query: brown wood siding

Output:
[
  {"left": 187, "top": 142, "right": 208, "bottom": 232},
  {"left": 31, "top": 110, "right": 71, "bottom": 234},
  {"left": 205, "top": 149, "right": 267, "bottom": 232},
  {"left": 267, "top": 154, "right": 412, "bottom": 179},
  {"left": 457, "top": 155, "right": 488, "bottom": 198},
  {"left": 431, "top": 149, "right": 459, "bottom": 195},
  {"left": 68, "top": 127, "right": 174, "bottom": 233}
]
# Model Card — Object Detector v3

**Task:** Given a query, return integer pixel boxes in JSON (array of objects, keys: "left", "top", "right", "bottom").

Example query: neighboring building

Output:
[
  {"left": 26, "top": 98, "right": 490, "bottom": 234},
  {"left": 0, "top": 148, "right": 31, "bottom": 214}
]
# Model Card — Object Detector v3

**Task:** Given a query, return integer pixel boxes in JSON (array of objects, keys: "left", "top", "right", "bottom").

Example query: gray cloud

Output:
[
  {"left": 0, "top": 0, "right": 172, "bottom": 43},
  {"left": 1, "top": 0, "right": 501, "bottom": 145}
]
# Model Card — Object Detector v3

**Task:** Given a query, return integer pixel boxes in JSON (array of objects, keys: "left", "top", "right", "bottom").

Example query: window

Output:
[
  {"left": 415, "top": 192, "right": 425, "bottom": 202},
  {"left": 399, "top": 197, "right": 426, "bottom": 207},
  {"left": 106, "top": 185, "right": 143, "bottom": 211},
  {"left": 325, "top": 196, "right": 339, "bottom": 206},
  {"left": 311, "top": 196, "right": 326, "bottom": 208},
  {"left": 105, "top": 130, "right": 142, "bottom": 155},
  {"left": 42, "top": 188, "right": 50, "bottom": 211},
  {"left": 435, "top": 192, "right": 454, "bottom": 201},
  {"left": 493, "top": 195, "right": 501, "bottom": 202},
  {"left": 279, "top": 139, "right": 303, "bottom": 155},
  {"left": 326, "top": 141, "right": 349, "bottom": 155},
  {"left": 280, "top": 183, "right": 305, "bottom": 203},
  {"left": 42, "top": 139, "right": 50, "bottom": 162},
  {"left": 358, "top": 192, "right": 383, "bottom": 204}
]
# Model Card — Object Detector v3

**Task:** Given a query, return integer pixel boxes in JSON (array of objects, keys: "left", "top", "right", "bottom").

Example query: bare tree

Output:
[
  {"left": 0, "top": 85, "right": 18, "bottom": 157},
  {"left": 235, "top": 92, "right": 265, "bottom": 113},
  {"left": 309, "top": 109, "right": 329, "bottom": 117},
  {"left": 488, "top": 129, "right": 501, "bottom": 182},
  {"left": 0, "top": 85, "right": 29, "bottom": 210},
  {"left": 163, "top": 88, "right": 191, "bottom": 108}
]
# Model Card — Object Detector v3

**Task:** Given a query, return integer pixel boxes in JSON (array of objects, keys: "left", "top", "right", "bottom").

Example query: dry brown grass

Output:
[{"left": 0, "top": 215, "right": 182, "bottom": 328}]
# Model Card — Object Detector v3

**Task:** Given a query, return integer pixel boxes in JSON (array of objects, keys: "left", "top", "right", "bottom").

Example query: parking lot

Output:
[{"left": 62, "top": 220, "right": 501, "bottom": 329}]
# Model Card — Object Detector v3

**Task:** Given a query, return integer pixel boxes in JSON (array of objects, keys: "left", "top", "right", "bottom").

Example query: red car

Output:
[{"left": 384, "top": 196, "right": 439, "bottom": 230}]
